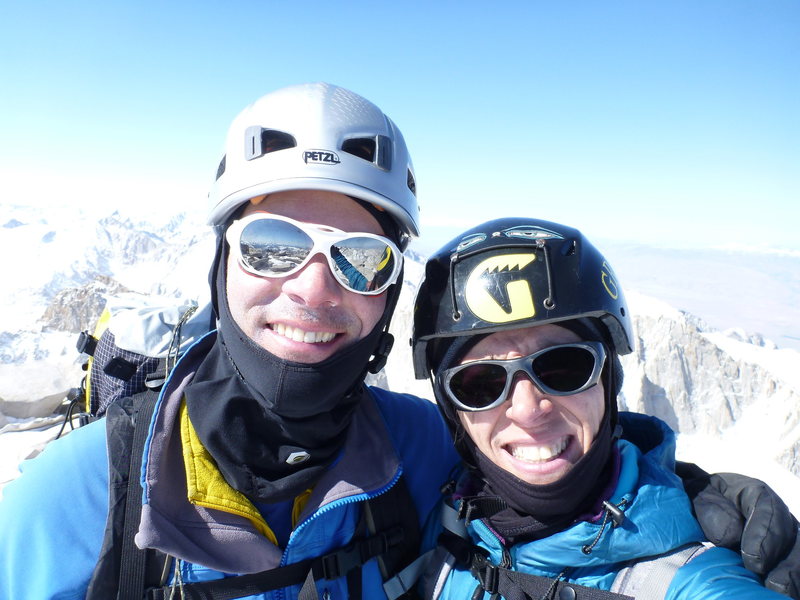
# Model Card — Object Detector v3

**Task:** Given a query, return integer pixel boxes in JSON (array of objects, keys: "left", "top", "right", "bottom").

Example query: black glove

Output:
[{"left": 677, "top": 461, "right": 800, "bottom": 598}]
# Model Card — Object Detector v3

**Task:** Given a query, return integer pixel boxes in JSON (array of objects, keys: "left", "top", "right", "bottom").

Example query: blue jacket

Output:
[
  {"left": 425, "top": 413, "right": 782, "bottom": 600},
  {"left": 0, "top": 332, "right": 459, "bottom": 600}
]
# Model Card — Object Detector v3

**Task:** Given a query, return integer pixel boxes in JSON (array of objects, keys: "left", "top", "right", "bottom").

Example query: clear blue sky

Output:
[{"left": 2, "top": 1, "right": 798, "bottom": 252}]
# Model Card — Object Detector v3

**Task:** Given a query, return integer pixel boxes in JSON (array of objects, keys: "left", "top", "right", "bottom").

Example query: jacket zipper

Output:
[{"left": 273, "top": 467, "right": 405, "bottom": 600}]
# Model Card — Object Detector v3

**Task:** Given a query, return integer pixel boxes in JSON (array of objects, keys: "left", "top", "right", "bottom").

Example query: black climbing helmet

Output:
[{"left": 411, "top": 217, "right": 634, "bottom": 380}]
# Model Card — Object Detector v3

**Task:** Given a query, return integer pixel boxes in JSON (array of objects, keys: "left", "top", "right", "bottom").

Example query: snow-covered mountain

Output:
[
  {"left": 0, "top": 204, "right": 214, "bottom": 417},
  {"left": 1, "top": 204, "right": 798, "bottom": 512}
]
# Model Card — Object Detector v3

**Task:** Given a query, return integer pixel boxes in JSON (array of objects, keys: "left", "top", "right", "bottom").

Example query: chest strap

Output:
[
  {"left": 145, "top": 525, "right": 407, "bottom": 600},
  {"left": 440, "top": 530, "right": 631, "bottom": 600},
  {"left": 439, "top": 524, "right": 706, "bottom": 600}
]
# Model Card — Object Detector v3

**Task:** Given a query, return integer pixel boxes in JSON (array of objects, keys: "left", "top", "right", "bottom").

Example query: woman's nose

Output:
[{"left": 505, "top": 372, "right": 554, "bottom": 425}]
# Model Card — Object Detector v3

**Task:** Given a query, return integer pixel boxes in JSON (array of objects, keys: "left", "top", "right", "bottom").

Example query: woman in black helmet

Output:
[{"left": 411, "top": 218, "right": 791, "bottom": 600}]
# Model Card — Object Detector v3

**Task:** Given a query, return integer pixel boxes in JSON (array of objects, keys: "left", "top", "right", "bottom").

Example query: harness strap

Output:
[
  {"left": 144, "top": 526, "right": 408, "bottom": 600},
  {"left": 146, "top": 559, "right": 314, "bottom": 600},
  {"left": 484, "top": 564, "right": 634, "bottom": 600}
]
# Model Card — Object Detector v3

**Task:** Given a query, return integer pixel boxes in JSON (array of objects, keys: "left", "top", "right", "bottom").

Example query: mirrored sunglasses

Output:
[
  {"left": 225, "top": 213, "right": 402, "bottom": 295},
  {"left": 439, "top": 342, "right": 606, "bottom": 412}
]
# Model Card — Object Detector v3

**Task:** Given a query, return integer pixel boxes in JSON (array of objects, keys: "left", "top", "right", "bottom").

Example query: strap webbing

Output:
[
  {"left": 363, "top": 476, "right": 420, "bottom": 583},
  {"left": 491, "top": 567, "right": 634, "bottom": 600},
  {"left": 439, "top": 528, "right": 633, "bottom": 600},
  {"left": 117, "top": 390, "right": 160, "bottom": 600},
  {"left": 470, "top": 553, "right": 634, "bottom": 600},
  {"left": 146, "top": 559, "right": 316, "bottom": 600},
  {"left": 145, "top": 526, "right": 406, "bottom": 600},
  {"left": 611, "top": 543, "right": 707, "bottom": 600},
  {"left": 436, "top": 500, "right": 707, "bottom": 600},
  {"left": 442, "top": 526, "right": 704, "bottom": 600},
  {"left": 384, "top": 550, "right": 434, "bottom": 600}
]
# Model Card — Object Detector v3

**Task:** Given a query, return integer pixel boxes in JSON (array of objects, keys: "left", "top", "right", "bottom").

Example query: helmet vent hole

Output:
[
  {"left": 343, "top": 137, "right": 376, "bottom": 162},
  {"left": 562, "top": 240, "right": 577, "bottom": 256},
  {"left": 244, "top": 127, "right": 296, "bottom": 161},
  {"left": 216, "top": 155, "right": 226, "bottom": 181},
  {"left": 261, "top": 130, "right": 296, "bottom": 154},
  {"left": 620, "top": 307, "right": 626, "bottom": 317},
  {"left": 407, "top": 170, "right": 417, "bottom": 196}
]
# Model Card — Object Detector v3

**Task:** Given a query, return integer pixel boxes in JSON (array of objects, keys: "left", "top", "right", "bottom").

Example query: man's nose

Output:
[
  {"left": 281, "top": 253, "right": 342, "bottom": 307},
  {"left": 505, "top": 372, "right": 554, "bottom": 426}
]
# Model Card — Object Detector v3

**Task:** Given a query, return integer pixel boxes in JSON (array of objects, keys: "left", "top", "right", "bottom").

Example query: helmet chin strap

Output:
[
  {"left": 367, "top": 331, "right": 394, "bottom": 374},
  {"left": 365, "top": 261, "right": 405, "bottom": 375}
]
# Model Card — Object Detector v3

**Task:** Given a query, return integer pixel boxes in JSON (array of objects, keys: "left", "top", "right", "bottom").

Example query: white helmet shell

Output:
[{"left": 208, "top": 83, "right": 419, "bottom": 242}]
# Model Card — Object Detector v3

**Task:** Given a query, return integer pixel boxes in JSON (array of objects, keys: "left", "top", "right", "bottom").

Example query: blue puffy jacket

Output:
[
  {"left": 424, "top": 413, "right": 783, "bottom": 600},
  {"left": 0, "top": 332, "right": 459, "bottom": 600}
]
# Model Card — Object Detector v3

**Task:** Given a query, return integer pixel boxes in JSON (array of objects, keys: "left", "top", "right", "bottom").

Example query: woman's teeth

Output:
[
  {"left": 272, "top": 323, "right": 336, "bottom": 343},
  {"left": 511, "top": 437, "right": 568, "bottom": 463}
]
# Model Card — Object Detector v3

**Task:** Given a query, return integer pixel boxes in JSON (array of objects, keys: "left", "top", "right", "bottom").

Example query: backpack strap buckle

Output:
[{"left": 319, "top": 526, "right": 404, "bottom": 580}]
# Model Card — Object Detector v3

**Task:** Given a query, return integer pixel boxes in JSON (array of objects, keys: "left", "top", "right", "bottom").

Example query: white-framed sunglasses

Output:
[{"left": 225, "top": 213, "right": 402, "bottom": 295}]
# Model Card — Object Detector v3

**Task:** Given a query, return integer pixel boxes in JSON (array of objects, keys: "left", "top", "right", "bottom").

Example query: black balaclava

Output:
[
  {"left": 432, "top": 319, "right": 623, "bottom": 543},
  {"left": 185, "top": 204, "right": 402, "bottom": 503}
]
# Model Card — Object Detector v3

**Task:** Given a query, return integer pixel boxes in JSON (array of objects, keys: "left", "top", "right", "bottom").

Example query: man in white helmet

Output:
[
  {"left": 0, "top": 83, "right": 458, "bottom": 600},
  {"left": 0, "top": 83, "right": 796, "bottom": 600}
]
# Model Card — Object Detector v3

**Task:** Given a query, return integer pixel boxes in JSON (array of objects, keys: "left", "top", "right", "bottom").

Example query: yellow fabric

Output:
[
  {"left": 178, "top": 400, "right": 314, "bottom": 545},
  {"left": 85, "top": 308, "right": 113, "bottom": 412},
  {"left": 179, "top": 400, "right": 277, "bottom": 543},
  {"left": 293, "top": 488, "right": 312, "bottom": 524}
]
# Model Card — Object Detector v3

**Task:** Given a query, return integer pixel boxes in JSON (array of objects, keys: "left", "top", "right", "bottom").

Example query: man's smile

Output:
[{"left": 269, "top": 323, "right": 337, "bottom": 344}]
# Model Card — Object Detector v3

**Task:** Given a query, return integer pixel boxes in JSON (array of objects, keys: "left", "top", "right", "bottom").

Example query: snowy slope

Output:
[{"left": 0, "top": 203, "right": 214, "bottom": 416}]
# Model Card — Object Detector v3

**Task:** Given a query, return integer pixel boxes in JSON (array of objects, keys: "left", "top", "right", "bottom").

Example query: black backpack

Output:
[{"left": 68, "top": 299, "right": 210, "bottom": 423}]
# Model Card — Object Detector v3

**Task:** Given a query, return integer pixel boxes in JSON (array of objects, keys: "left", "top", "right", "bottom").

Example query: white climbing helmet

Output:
[{"left": 207, "top": 82, "right": 419, "bottom": 246}]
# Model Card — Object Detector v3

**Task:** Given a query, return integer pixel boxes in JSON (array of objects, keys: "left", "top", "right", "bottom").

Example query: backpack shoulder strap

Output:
[
  {"left": 363, "top": 475, "right": 421, "bottom": 585},
  {"left": 117, "top": 390, "right": 164, "bottom": 600},
  {"left": 86, "top": 389, "right": 169, "bottom": 600},
  {"left": 611, "top": 543, "right": 708, "bottom": 600}
]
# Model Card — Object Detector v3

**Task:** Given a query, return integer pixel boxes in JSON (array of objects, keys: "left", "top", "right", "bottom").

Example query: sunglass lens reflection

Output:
[
  {"left": 532, "top": 347, "right": 595, "bottom": 392},
  {"left": 330, "top": 237, "right": 395, "bottom": 293},
  {"left": 239, "top": 220, "right": 313, "bottom": 274}
]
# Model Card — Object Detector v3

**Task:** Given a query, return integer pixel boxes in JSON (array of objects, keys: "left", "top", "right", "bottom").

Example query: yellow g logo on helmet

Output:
[
  {"left": 464, "top": 253, "right": 537, "bottom": 323},
  {"left": 601, "top": 261, "right": 619, "bottom": 300}
]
